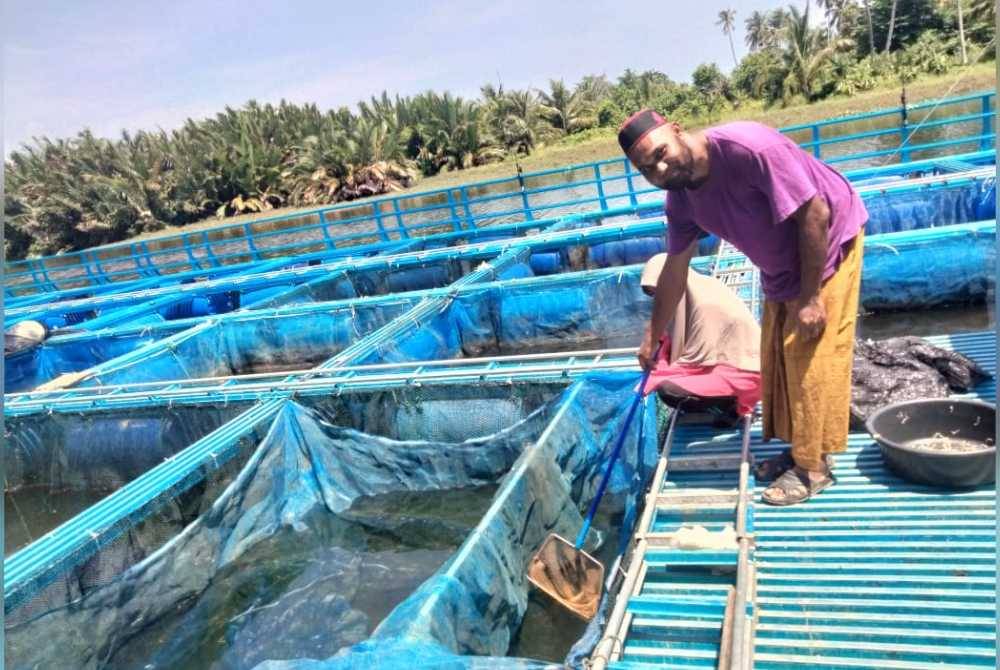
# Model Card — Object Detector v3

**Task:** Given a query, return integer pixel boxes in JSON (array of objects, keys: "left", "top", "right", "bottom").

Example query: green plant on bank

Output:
[
  {"left": 781, "top": 4, "right": 855, "bottom": 102},
  {"left": 4, "top": 0, "right": 995, "bottom": 259}
]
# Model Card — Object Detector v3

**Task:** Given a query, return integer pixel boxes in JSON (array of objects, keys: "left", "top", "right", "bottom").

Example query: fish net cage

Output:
[{"left": 5, "top": 375, "right": 657, "bottom": 669}]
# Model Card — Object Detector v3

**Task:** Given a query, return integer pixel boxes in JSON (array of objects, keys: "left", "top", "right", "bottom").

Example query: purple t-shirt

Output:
[{"left": 665, "top": 121, "right": 867, "bottom": 302}]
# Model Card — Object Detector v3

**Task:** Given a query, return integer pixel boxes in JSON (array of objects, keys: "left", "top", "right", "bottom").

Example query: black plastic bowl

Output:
[{"left": 865, "top": 398, "right": 996, "bottom": 488}]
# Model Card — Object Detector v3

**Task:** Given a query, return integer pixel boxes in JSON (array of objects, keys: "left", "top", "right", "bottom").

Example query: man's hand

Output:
[
  {"left": 796, "top": 296, "right": 827, "bottom": 341},
  {"left": 638, "top": 330, "right": 658, "bottom": 372}
]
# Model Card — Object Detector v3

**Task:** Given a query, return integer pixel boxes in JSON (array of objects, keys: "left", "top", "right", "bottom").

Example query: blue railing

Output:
[{"left": 4, "top": 90, "right": 994, "bottom": 296}]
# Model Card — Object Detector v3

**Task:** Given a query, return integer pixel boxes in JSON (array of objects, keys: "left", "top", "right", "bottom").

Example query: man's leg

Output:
[{"left": 763, "top": 231, "right": 864, "bottom": 504}]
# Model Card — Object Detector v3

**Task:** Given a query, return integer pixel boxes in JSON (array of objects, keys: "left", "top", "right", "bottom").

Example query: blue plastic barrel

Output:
[
  {"left": 385, "top": 266, "right": 451, "bottom": 293},
  {"left": 590, "top": 241, "right": 624, "bottom": 267},
  {"left": 160, "top": 296, "right": 212, "bottom": 320},
  {"left": 209, "top": 291, "right": 241, "bottom": 314},
  {"left": 591, "top": 237, "right": 666, "bottom": 267},
  {"left": 623, "top": 237, "right": 667, "bottom": 264},
  {"left": 529, "top": 252, "right": 563, "bottom": 275}
]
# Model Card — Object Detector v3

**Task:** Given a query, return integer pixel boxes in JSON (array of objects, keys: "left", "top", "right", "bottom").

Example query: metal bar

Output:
[
  {"left": 6, "top": 349, "right": 639, "bottom": 408},
  {"left": 182, "top": 237, "right": 203, "bottom": 270},
  {"left": 516, "top": 164, "right": 534, "bottom": 221},
  {"left": 316, "top": 211, "right": 337, "bottom": 249},
  {"left": 728, "top": 415, "right": 754, "bottom": 670},
  {"left": 827, "top": 133, "right": 997, "bottom": 164},
  {"left": 5, "top": 358, "right": 638, "bottom": 415},
  {"left": 717, "top": 587, "right": 738, "bottom": 670},
  {"left": 591, "top": 407, "right": 682, "bottom": 669},
  {"left": 459, "top": 186, "right": 475, "bottom": 229},
  {"left": 781, "top": 90, "right": 993, "bottom": 132},
  {"left": 623, "top": 158, "right": 639, "bottom": 207},
  {"left": 391, "top": 198, "right": 409, "bottom": 238},
  {"left": 446, "top": 190, "right": 462, "bottom": 231},
  {"left": 797, "top": 111, "right": 995, "bottom": 151},
  {"left": 243, "top": 223, "right": 261, "bottom": 260},
  {"left": 371, "top": 202, "right": 390, "bottom": 241},
  {"left": 981, "top": 94, "right": 992, "bottom": 151},
  {"left": 594, "top": 163, "right": 609, "bottom": 210}
]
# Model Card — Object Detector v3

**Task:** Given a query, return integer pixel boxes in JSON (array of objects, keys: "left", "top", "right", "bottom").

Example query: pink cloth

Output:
[
  {"left": 641, "top": 341, "right": 762, "bottom": 415},
  {"left": 665, "top": 121, "right": 868, "bottom": 302}
]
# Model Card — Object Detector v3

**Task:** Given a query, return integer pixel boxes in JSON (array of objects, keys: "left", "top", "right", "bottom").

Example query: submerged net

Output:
[
  {"left": 77, "top": 298, "right": 421, "bottom": 387},
  {"left": 4, "top": 404, "right": 250, "bottom": 555},
  {"left": 249, "top": 373, "right": 657, "bottom": 669},
  {"left": 6, "top": 376, "right": 658, "bottom": 669},
  {"left": 352, "top": 270, "right": 650, "bottom": 366}
]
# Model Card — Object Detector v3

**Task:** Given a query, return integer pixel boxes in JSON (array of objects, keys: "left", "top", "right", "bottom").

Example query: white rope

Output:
[{"left": 900, "top": 37, "right": 997, "bottom": 148}]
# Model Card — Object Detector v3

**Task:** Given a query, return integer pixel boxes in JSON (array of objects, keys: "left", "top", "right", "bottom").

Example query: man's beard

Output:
[{"left": 661, "top": 141, "right": 696, "bottom": 190}]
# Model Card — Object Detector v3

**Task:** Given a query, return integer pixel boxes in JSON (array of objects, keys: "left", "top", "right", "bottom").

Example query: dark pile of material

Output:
[{"left": 851, "top": 336, "right": 992, "bottom": 429}]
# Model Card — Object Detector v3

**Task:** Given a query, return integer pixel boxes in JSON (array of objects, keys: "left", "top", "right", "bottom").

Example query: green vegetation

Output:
[{"left": 4, "top": 0, "right": 995, "bottom": 259}]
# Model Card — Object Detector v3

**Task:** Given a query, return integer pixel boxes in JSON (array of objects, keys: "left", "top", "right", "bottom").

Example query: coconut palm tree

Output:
[
  {"left": 815, "top": 0, "right": 851, "bottom": 37},
  {"left": 769, "top": 8, "right": 791, "bottom": 34},
  {"left": 537, "top": 79, "right": 589, "bottom": 135},
  {"left": 575, "top": 74, "right": 612, "bottom": 106},
  {"left": 481, "top": 83, "right": 541, "bottom": 154},
  {"left": 966, "top": 0, "right": 996, "bottom": 43},
  {"left": 968, "top": 0, "right": 996, "bottom": 24},
  {"left": 745, "top": 10, "right": 771, "bottom": 51},
  {"left": 781, "top": 4, "right": 854, "bottom": 101},
  {"left": 717, "top": 9, "right": 739, "bottom": 66},
  {"left": 862, "top": 0, "right": 877, "bottom": 52},
  {"left": 412, "top": 92, "right": 502, "bottom": 172},
  {"left": 884, "top": 0, "right": 900, "bottom": 52},
  {"left": 955, "top": 0, "right": 969, "bottom": 65}
]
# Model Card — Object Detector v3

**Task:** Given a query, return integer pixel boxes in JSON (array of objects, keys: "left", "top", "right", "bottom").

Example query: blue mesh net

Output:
[
  {"left": 7, "top": 219, "right": 995, "bottom": 393},
  {"left": 4, "top": 375, "right": 656, "bottom": 669}
]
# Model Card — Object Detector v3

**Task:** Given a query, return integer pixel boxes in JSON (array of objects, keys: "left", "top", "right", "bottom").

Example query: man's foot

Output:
[
  {"left": 754, "top": 449, "right": 834, "bottom": 483},
  {"left": 761, "top": 466, "right": 835, "bottom": 506}
]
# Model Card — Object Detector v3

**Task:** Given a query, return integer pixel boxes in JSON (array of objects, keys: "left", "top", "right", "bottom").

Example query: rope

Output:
[
  {"left": 5, "top": 479, "right": 36, "bottom": 548},
  {"left": 900, "top": 37, "right": 997, "bottom": 149}
]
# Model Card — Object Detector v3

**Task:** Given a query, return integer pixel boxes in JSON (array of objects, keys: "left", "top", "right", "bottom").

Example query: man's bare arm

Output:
[
  {"left": 639, "top": 238, "right": 697, "bottom": 370},
  {"left": 793, "top": 195, "right": 830, "bottom": 341}
]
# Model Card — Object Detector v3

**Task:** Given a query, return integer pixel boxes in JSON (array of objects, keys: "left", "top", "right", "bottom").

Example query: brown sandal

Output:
[
  {"left": 762, "top": 467, "right": 835, "bottom": 506},
  {"left": 754, "top": 449, "right": 834, "bottom": 483}
]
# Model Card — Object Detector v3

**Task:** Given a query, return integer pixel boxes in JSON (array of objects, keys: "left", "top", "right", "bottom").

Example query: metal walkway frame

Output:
[{"left": 591, "top": 331, "right": 996, "bottom": 669}]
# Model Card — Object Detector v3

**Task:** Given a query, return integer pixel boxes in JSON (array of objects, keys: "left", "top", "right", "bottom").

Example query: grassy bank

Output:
[{"left": 134, "top": 62, "right": 996, "bottom": 242}]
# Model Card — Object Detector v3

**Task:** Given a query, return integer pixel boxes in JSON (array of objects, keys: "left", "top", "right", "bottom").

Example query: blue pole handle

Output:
[{"left": 574, "top": 342, "right": 661, "bottom": 549}]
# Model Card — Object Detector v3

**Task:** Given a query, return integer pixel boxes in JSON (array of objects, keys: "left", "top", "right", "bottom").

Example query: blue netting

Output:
[
  {"left": 8, "top": 221, "right": 995, "bottom": 393},
  {"left": 4, "top": 375, "right": 656, "bottom": 669},
  {"left": 356, "top": 272, "right": 649, "bottom": 366},
  {"left": 75, "top": 298, "right": 420, "bottom": 387},
  {"left": 861, "top": 221, "right": 996, "bottom": 309},
  {"left": 862, "top": 179, "right": 995, "bottom": 234},
  {"left": 254, "top": 374, "right": 656, "bottom": 669}
]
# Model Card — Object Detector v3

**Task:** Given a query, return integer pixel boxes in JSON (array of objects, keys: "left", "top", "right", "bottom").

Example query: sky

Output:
[{"left": 3, "top": 0, "right": 792, "bottom": 153}]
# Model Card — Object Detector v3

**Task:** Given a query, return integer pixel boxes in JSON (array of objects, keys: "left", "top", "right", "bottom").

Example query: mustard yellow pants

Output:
[{"left": 761, "top": 230, "right": 864, "bottom": 471}]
